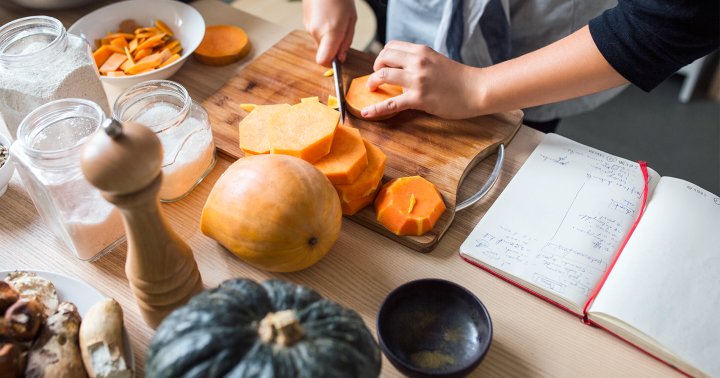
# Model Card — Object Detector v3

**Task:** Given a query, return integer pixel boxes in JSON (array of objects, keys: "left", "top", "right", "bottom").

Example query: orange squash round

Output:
[{"left": 200, "top": 154, "right": 342, "bottom": 272}]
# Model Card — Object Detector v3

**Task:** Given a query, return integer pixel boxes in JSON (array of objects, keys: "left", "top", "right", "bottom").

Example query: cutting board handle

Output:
[{"left": 456, "top": 144, "right": 505, "bottom": 212}]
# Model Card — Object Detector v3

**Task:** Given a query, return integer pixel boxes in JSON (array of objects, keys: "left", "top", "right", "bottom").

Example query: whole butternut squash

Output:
[{"left": 200, "top": 154, "right": 342, "bottom": 272}]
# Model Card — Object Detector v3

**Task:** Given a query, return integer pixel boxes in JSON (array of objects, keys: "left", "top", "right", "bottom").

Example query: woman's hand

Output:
[
  {"left": 303, "top": 0, "right": 357, "bottom": 66},
  {"left": 362, "top": 40, "right": 484, "bottom": 120}
]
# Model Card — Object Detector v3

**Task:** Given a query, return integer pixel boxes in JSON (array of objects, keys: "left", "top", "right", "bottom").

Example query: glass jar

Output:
[
  {"left": 113, "top": 80, "right": 216, "bottom": 202},
  {"left": 0, "top": 16, "right": 109, "bottom": 140},
  {"left": 10, "top": 99, "right": 125, "bottom": 261}
]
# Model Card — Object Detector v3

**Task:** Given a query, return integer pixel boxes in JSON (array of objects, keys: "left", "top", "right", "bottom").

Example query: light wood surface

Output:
[
  {"left": 0, "top": 1, "right": 679, "bottom": 377},
  {"left": 204, "top": 30, "right": 522, "bottom": 252}
]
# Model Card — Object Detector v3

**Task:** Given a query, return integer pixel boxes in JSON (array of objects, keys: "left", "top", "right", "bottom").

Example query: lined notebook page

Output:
[
  {"left": 460, "top": 134, "right": 654, "bottom": 311},
  {"left": 589, "top": 178, "right": 720, "bottom": 377}
]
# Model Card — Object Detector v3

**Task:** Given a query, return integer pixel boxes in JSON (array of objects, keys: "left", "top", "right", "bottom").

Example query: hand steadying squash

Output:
[{"left": 146, "top": 279, "right": 382, "bottom": 378}]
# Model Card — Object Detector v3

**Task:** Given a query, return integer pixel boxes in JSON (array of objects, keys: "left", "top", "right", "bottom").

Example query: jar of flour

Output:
[
  {"left": 0, "top": 16, "right": 109, "bottom": 139},
  {"left": 113, "top": 80, "right": 216, "bottom": 202},
  {"left": 11, "top": 99, "right": 125, "bottom": 261}
]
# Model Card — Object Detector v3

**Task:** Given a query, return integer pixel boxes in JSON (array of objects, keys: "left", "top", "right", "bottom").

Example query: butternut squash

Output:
[
  {"left": 333, "top": 139, "right": 386, "bottom": 203},
  {"left": 194, "top": 25, "right": 251, "bottom": 66},
  {"left": 374, "top": 176, "right": 446, "bottom": 236},
  {"left": 345, "top": 74, "right": 403, "bottom": 121},
  {"left": 270, "top": 101, "right": 339, "bottom": 163},
  {"left": 98, "top": 53, "right": 127, "bottom": 74},
  {"left": 313, "top": 125, "right": 368, "bottom": 185},
  {"left": 238, "top": 104, "right": 291, "bottom": 155},
  {"left": 340, "top": 187, "right": 380, "bottom": 216},
  {"left": 200, "top": 154, "right": 341, "bottom": 272}
]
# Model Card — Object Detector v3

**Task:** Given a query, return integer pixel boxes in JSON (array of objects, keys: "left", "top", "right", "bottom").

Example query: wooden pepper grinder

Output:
[{"left": 80, "top": 118, "right": 204, "bottom": 329}]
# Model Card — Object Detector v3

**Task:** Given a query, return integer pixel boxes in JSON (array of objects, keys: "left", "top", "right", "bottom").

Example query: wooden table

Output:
[{"left": 0, "top": 1, "right": 678, "bottom": 377}]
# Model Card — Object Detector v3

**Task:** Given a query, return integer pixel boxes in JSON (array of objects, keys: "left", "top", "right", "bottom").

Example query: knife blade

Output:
[{"left": 331, "top": 57, "right": 346, "bottom": 124}]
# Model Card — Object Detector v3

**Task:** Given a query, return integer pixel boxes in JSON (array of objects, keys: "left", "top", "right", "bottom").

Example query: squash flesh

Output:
[
  {"left": 200, "top": 154, "right": 341, "bottom": 272},
  {"left": 238, "top": 104, "right": 291, "bottom": 155},
  {"left": 345, "top": 74, "right": 403, "bottom": 121},
  {"left": 333, "top": 140, "right": 386, "bottom": 203},
  {"left": 313, "top": 125, "right": 368, "bottom": 185},
  {"left": 374, "top": 176, "right": 446, "bottom": 236},
  {"left": 270, "top": 101, "right": 339, "bottom": 163}
]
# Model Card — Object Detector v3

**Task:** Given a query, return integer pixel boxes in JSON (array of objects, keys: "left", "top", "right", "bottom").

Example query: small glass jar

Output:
[
  {"left": 113, "top": 80, "right": 216, "bottom": 202},
  {"left": 10, "top": 99, "right": 125, "bottom": 261},
  {"left": 0, "top": 16, "right": 109, "bottom": 139}
]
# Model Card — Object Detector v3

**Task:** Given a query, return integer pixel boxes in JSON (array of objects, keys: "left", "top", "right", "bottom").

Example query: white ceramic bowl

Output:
[
  {"left": 0, "top": 132, "right": 15, "bottom": 197},
  {"left": 68, "top": 0, "right": 205, "bottom": 92}
]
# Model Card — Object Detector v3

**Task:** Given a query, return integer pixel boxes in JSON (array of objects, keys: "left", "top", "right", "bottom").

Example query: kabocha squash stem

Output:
[{"left": 258, "top": 310, "right": 305, "bottom": 347}]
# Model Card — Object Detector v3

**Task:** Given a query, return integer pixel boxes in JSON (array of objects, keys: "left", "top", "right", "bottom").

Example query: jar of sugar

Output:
[
  {"left": 10, "top": 99, "right": 125, "bottom": 261},
  {"left": 113, "top": 80, "right": 216, "bottom": 202},
  {"left": 0, "top": 16, "right": 109, "bottom": 139}
]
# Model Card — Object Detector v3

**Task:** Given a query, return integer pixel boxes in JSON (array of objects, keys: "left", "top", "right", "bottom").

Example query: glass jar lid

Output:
[
  {"left": 0, "top": 16, "right": 68, "bottom": 69},
  {"left": 113, "top": 80, "right": 192, "bottom": 134},
  {"left": 16, "top": 98, "right": 104, "bottom": 166}
]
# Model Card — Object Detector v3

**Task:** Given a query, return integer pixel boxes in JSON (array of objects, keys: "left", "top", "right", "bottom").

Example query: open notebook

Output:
[{"left": 460, "top": 133, "right": 720, "bottom": 377}]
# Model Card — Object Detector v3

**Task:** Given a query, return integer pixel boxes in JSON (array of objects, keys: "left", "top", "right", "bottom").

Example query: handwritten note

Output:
[{"left": 460, "top": 134, "right": 650, "bottom": 310}]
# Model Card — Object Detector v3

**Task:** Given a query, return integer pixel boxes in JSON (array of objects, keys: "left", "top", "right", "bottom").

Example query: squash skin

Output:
[
  {"left": 200, "top": 154, "right": 342, "bottom": 272},
  {"left": 146, "top": 279, "right": 382, "bottom": 378}
]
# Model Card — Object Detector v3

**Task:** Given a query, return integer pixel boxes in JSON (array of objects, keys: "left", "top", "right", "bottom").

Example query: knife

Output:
[{"left": 331, "top": 57, "right": 346, "bottom": 124}]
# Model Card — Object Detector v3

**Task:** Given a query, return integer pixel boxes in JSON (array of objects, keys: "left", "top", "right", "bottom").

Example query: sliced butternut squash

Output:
[
  {"left": 300, "top": 96, "right": 319, "bottom": 103},
  {"left": 133, "top": 48, "right": 153, "bottom": 61},
  {"left": 98, "top": 53, "right": 127, "bottom": 74},
  {"left": 158, "top": 53, "right": 180, "bottom": 68},
  {"left": 194, "top": 25, "right": 251, "bottom": 66},
  {"left": 240, "top": 104, "right": 257, "bottom": 112},
  {"left": 333, "top": 140, "right": 386, "bottom": 202},
  {"left": 270, "top": 101, "right": 339, "bottom": 163},
  {"left": 135, "top": 33, "right": 166, "bottom": 52},
  {"left": 109, "top": 37, "right": 128, "bottom": 48},
  {"left": 346, "top": 74, "right": 403, "bottom": 121},
  {"left": 374, "top": 176, "right": 446, "bottom": 236},
  {"left": 313, "top": 125, "right": 368, "bottom": 185},
  {"left": 92, "top": 45, "right": 114, "bottom": 68},
  {"left": 155, "top": 19, "right": 174, "bottom": 37},
  {"left": 340, "top": 186, "right": 380, "bottom": 215},
  {"left": 239, "top": 104, "right": 291, "bottom": 155},
  {"left": 327, "top": 95, "right": 339, "bottom": 109}
]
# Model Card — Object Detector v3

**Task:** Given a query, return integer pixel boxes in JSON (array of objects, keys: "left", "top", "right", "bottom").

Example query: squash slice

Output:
[
  {"left": 194, "top": 25, "right": 251, "bottom": 66},
  {"left": 313, "top": 125, "right": 368, "bottom": 185},
  {"left": 374, "top": 176, "right": 446, "bottom": 236},
  {"left": 346, "top": 74, "right": 403, "bottom": 121},
  {"left": 239, "top": 104, "right": 291, "bottom": 155},
  {"left": 340, "top": 186, "right": 380, "bottom": 215},
  {"left": 333, "top": 139, "right": 386, "bottom": 202},
  {"left": 270, "top": 101, "right": 339, "bottom": 163}
]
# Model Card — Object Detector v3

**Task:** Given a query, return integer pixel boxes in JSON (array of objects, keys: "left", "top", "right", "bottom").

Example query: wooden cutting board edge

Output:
[{"left": 346, "top": 111, "right": 524, "bottom": 253}]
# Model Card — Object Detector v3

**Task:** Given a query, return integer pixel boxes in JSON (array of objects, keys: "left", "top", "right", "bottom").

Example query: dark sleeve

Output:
[{"left": 588, "top": 0, "right": 719, "bottom": 91}]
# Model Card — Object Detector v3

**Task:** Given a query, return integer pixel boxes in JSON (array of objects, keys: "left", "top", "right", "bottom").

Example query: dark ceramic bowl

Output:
[{"left": 377, "top": 279, "right": 492, "bottom": 378}]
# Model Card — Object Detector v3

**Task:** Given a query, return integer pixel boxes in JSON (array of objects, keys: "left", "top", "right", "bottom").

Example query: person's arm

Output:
[
  {"left": 361, "top": 26, "right": 627, "bottom": 120},
  {"left": 303, "top": 0, "right": 357, "bottom": 66},
  {"left": 363, "top": 0, "right": 719, "bottom": 120}
]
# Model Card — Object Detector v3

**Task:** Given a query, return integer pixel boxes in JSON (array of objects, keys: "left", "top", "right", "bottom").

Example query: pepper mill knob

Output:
[
  {"left": 81, "top": 119, "right": 204, "bottom": 329},
  {"left": 82, "top": 119, "right": 162, "bottom": 195}
]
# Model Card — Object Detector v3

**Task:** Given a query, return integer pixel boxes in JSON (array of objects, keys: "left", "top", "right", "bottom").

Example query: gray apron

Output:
[{"left": 387, "top": 0, "right": 627, "bottom": 122}]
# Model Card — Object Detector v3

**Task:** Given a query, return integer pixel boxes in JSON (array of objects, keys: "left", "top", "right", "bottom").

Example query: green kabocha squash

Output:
[{"left": 146, "top": 279, "right": 382, "bottom": 378}]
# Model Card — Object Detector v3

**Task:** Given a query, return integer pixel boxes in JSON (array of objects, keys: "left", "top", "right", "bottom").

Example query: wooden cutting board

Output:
[{"left": 203, "top": 30, "right": 523, "bottom": 252}]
